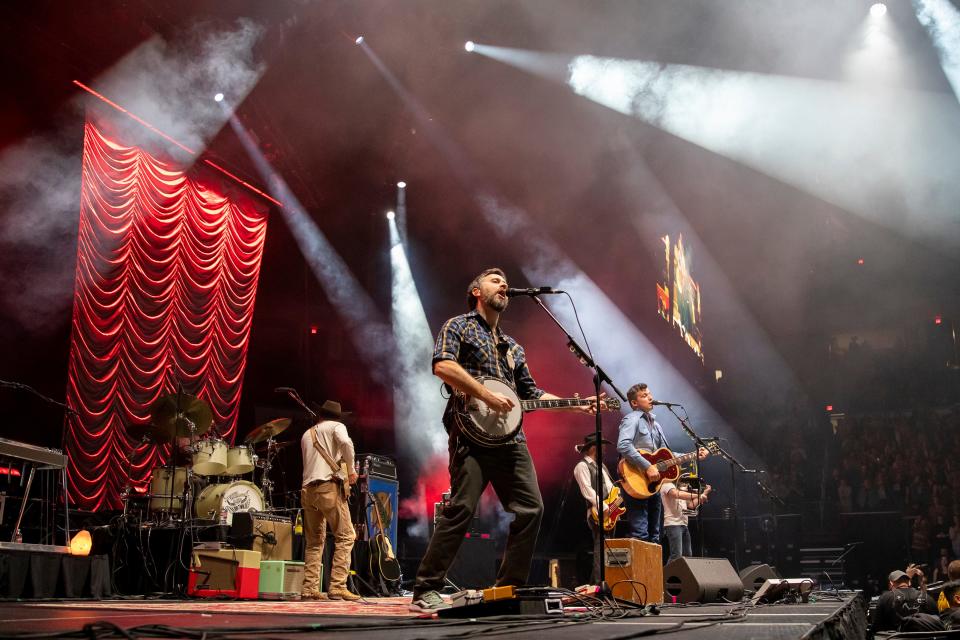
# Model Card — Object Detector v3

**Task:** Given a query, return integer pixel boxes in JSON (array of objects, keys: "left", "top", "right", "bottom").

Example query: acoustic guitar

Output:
[
  {"left": 368, "top": 494, "right": 401, "bottom": 584},
  {"left": 619, "top": 441, "right": 719, "bottom": 499}
]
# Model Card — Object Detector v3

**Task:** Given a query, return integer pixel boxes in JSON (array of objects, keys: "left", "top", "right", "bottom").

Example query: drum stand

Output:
[{"left": 258, "top": 437, "right": 280, "bottom": 509}]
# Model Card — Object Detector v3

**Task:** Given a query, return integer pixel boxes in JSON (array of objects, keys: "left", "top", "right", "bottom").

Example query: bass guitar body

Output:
[{"left": 590, "top": 485, "right": 626, "bottom": 531}]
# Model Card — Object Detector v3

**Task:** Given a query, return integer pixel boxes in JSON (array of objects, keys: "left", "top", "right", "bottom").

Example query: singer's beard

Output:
[{"left": 484, "top": 291, "right": 508, "bottom": 313}]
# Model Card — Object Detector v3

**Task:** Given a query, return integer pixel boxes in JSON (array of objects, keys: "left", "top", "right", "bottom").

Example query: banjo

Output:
[{"left": 453, "top": 376, "right": 621, "bottom": 447}]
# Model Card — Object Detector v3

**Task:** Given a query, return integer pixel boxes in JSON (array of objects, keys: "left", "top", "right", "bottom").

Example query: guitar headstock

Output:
[
  {"left": 604, "top": 398, "right": 621, "bottom": 411},
  {"left": 706, "top": 440, "right": 721, "bottom": 455}
]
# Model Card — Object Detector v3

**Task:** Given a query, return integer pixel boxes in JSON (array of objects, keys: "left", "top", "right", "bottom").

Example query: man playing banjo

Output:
[{"left": 410, "top": 267, "right": 605, "bottom": 612}]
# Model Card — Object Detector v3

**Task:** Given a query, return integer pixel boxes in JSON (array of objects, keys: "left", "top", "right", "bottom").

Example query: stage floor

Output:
[{"left": 2, "top": 593, "right": 866, "bottom": 639}]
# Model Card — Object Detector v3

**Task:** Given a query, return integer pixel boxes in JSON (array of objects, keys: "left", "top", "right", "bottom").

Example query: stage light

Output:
[
  {"left": 397, "top": 181, "right": 406, "bottom": 189},
  {"left": 386, "top": 210, "right": 395, "bottom": 220},
  {"left": 465, "top": 41, "right": 475, "bottom": 52},
  {"left": 310, "top": 325, "right": 318, "bottom": 335},
  {"left": 935, "top": 315, "right": 943, "bottom": 325},
  {"left": 870, "top": 3, "right": 887, "bottom": 17},
  {"left": 214, "top": 92, "right": 224, "bottom": 103},
  {"left": 355, "top": 36, "right": 364, "bottom": 45},
  {"left": 826, "top": 405, "right": 834, "bottom": 412},
  {"left": 857, "top": 258, "right": 865, "bottom": 265}
]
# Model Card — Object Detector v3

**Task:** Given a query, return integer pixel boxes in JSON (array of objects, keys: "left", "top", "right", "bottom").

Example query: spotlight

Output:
[
  {"left": 355, "top": 36, "right": 365, "bottom": 45},
  {"left": 465, "top": 41, "right": 475, "bottom": 53},
  {"left": 214, "top": 92, "right": 225, "bottom": 103},
  {"left": 386, "top": 210, "right": 396, "bottom": 220},
  {"left": 870, "top": 3, "right": 887, "bottom": 17},
  {"left": 397, "top": 181, "right": 406, "bottom": 189}
]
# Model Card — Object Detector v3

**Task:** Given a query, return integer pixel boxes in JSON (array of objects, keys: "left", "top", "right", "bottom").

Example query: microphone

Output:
[
  {"left": 505, "top": 287, "right": 565, "bottom": 297},
  {"left": 274, "top": 387, "right": 297, "bottom": 394},
  {"left": 651, "top": 400, "right": 682, "bottom": 407}
]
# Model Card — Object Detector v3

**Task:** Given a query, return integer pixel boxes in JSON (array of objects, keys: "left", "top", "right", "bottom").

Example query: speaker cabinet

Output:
[
  {"left": 663, "top": 557, "right": 744, "bottom": 603},
  {"left": 739, "top": 563, "right": 781, "bottom": 593},
  {"left": 447, "top": 535, "right": 496, "bottom": 589},
  {"left": 230, "top": 512, "right": 293, "bottom": 561},
  {"left": 603, "top": 538, "right": 664, "bottom": 604}
]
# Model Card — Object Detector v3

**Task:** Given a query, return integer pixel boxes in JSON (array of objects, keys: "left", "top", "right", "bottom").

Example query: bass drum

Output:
[{"left": 195, "top": 480, "right": 264, "bottom": 525}]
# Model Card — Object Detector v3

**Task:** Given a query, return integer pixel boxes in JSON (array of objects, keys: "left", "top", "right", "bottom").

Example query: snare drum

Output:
[
  {"left": 194, "top": 480, "right": 264, "bottom": 524},
  {"left": 192, "top": 437, "right": 228, "bottom": 476},
  {"left": 149, "top": 466, "right": 188, "bottom": 511},
  {"left": 225, "top": 445, "right": 255, "bottom": 475}
]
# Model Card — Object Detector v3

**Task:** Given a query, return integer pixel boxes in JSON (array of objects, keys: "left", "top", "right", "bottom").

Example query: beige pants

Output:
[{"left": 301, "top": 481, "right": 356, "bottom": 593}]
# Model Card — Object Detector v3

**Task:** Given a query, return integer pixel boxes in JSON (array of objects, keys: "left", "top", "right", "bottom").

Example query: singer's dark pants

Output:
[{"left": 413, "top": 438, "right": 543, "bottom": 598}]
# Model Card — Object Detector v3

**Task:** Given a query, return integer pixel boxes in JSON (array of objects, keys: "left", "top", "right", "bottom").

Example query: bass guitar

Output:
[
  {"left": 368, "top": 494, "right": 401, "bottom": 586},
  {"left": 590, "top": 485, "right": 626, "bottom": 531},
  {"left": 453, "top": 376, "right": 621, "bottom": 447},
  {"left": 619, "top": 441, "right": 719, "bottom": 499}
]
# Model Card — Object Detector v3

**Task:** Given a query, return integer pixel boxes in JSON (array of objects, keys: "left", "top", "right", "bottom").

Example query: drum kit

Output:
[{"left": 126, "top": 391, "right": 294, "bottom": 525}]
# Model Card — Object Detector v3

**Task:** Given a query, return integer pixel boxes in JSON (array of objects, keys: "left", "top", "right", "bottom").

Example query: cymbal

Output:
[
  {"left": 150, "top": 393, "right": 213, "bottom": 439},
  {"left": 128, "top": 422, "right": 169, "bottom": 444},
  {"left": 245, "top": 418, "right": 291, "bottom": 444}
]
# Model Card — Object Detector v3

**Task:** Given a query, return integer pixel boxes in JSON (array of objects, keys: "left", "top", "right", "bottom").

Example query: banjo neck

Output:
[{"left": 520, "top": 397, "right": 597, "bottom": 411}]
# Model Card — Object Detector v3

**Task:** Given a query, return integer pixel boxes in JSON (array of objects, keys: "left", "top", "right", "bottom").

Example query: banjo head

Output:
[{"left": 460, "top": 377, "right": 523, "bottom": 446}]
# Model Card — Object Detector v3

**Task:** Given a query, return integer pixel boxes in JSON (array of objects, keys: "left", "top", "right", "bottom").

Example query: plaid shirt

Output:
[{"left": 433, "top": 310, "right": 545, "bottom": 441}]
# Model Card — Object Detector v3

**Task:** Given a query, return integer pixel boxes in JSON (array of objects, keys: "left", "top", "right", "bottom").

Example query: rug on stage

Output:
[{"left": 23, "top": 596, "right": 417, "bottom": 617}]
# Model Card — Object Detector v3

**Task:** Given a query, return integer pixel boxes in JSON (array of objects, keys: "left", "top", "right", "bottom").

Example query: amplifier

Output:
[
  {"left": 230, "top": 512, "right": 293, "bottom": 561},
  {"left": 188, "top": 548, "right": 261, "bottom": 599},
  {"left": 356, "top": 453, "right": 396, "bottom": 480},
  {"left": 258, "top": 560, "right": 305, "bottom": 599}
]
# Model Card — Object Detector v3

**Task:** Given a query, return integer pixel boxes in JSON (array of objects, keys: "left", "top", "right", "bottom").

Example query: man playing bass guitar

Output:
[
  {"left": 573, "top": 433, "right": 622, "bottom": 583},
  {"left": 616, "top": 383, "right": 708, "bottom": 544},
  {"left": 410, "top": 267, "right": 603, "bottom": 613}
]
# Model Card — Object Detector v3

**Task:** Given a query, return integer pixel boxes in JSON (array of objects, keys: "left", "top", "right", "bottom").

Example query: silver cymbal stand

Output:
[{"left": 259, "top": 437, "right": 278, "bottom": 509}]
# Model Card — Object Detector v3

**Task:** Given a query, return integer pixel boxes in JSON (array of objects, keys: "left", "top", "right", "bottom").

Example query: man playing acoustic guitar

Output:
[
  {"left": 616, "top": 383, "right": 708, "bottom": 544},
  {"left": 410, "top": 267, "right": 604, "bottom": 613}
]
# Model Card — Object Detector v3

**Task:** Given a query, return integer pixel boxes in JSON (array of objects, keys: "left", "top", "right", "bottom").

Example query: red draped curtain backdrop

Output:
[{"left": 66, "top": 120, "right": 269, "bottom": 511}]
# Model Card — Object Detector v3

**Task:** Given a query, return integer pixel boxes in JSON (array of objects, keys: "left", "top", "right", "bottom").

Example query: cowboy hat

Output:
[
  {"left": 317, "top": 400, "right": 353, "bottom": 420},
  {"left": 575, "top": 433, "right": 612, "bottom": 453}
]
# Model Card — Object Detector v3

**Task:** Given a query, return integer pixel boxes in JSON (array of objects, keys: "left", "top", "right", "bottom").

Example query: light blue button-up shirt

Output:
[{"left": 617, "top": 410, "right": 669, "bottom": 470}]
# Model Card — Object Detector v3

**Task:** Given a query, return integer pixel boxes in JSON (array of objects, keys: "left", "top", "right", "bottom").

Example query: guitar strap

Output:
[{"left": 310, "top": 426, "right": 347, "bottom": 499}]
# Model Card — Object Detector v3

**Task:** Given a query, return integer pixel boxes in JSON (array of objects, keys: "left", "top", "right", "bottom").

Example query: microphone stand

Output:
[
  {"left": 528, "top": 295, "right": 627, "bottom": 600},
  {"left": 822, "top": 541, "right": 861, "bottom": 593},
  {"left": 664, "top": 406, "right": 710, "bottom": 559}
]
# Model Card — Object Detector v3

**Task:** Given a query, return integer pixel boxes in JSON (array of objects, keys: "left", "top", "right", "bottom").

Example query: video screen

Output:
[{"left": 657, "top": 234, "right": 704, "bottom": 362}]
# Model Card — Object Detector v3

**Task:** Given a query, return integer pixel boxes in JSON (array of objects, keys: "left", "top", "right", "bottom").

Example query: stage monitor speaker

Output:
[
  {"left": 603, "top": 538, "right": 663, "bottom": 604},
  {"left": 447, "top": 534, "right": 496, "bottom": 589},
  {"left": 663, "top": 557, "right": 744, "bottom": 604},
  {"left": 230, "top": 512, "right": 293, "bottom": 561},
  {"left": 739, "top": 563, "right": 781, "bottom": 593}
]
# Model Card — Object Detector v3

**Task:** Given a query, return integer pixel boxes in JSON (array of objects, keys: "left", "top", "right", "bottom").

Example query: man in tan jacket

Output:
[{"left": 300, "top": 400, "right": 359, "bottom": 601}]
